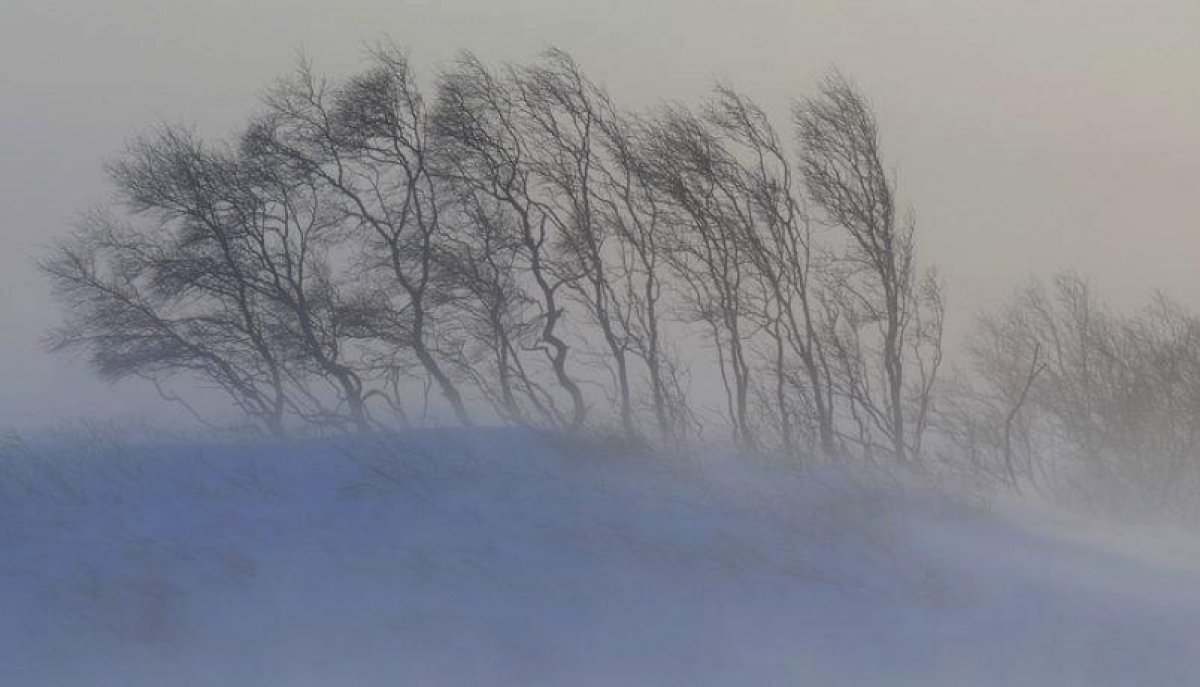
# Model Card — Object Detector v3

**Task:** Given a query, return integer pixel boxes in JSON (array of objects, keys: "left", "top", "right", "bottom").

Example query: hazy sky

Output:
[{"left": 3, "top": 0, "right": 1199, "bottom": 427}]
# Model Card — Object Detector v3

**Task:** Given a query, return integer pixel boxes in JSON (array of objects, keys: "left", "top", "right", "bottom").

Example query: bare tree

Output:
[
  {"left": 640, "top": 105, "right": 759, "bottom": 448},
  {"left": 247, "top": 46, "right": 472, "bottom": 425},
  {"left": 592, "top": 106, "right": 694, "bottom": 442},
  {"left": 43, "top": 126, "right": 370, "bottom": 435},
  {"left": 508, "top": 49, "right": 644, "bottom": 435},
  {"left": 434, "top": 194, "right": 561, "bottom": 424},
  {"left": 235, "top": 130, "right": 376, "bottom": 431},
  {"left": 962, "top": 274, "right": 1200, "bottom": 511},
  {"left": 432, "top": 52, "right": 589, "bottom": 428},
  {"left": 44, "top": 44, "right": 950, "bottom": 459},
  {"left": 795, "top": 71, "right": 943, "bottom": 464},
  {"left": 704, "top": 85, "right": 837, "bottom": 460}
]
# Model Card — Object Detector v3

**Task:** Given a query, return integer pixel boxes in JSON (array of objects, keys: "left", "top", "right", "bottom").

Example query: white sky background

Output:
[{"left": 2, "top": 0, "right": 1199, "bottom": 428}]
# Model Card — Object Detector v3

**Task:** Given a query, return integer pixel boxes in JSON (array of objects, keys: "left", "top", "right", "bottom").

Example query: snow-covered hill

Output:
[{"left": 3, "top": 428, "right": 1199, "bottom": 685}]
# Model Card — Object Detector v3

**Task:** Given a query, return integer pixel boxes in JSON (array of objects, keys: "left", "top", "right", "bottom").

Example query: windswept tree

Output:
[
  {"left": 795, "top": 72, "right": 944, "bottom": 464},
  {"left": 954, "top": 274, "right": 1200, "bottom": 511},
  {"left": 640, "top": 105, "right": 759, "bottom": 448},
  {"left": 511, "top": 50, "right": 641, "bottom": 435},
  {"left": 704, "top": 85, "right": 834, "bottom": 459},
  {"left": 44, "top": 213, "right": 290, "bottom": 436},
  {"left": 433, "top": 194, "right": 557, "bottom": 424},
  {"left": 44, "top": 126, "right": 369, "bottom": 435},
  {"left": 44, "top": 44, "right": 943, "bottom": 459},
  {"left": 591, "top": 104, "right": 694, "bottom": 442},
  {"left": 431, "top": 52, "right": 590, "bottom": 428},
  {"left": 246, "top": 45, "right": 473, "bottom": 425},
  {"left": 638, "top": 86, "right": 842, "bottom": 458}
]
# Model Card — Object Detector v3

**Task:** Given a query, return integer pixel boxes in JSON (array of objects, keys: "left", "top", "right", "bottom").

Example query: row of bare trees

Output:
[{"left": 43, "top": 44, "right": 944, "bottom": 464}]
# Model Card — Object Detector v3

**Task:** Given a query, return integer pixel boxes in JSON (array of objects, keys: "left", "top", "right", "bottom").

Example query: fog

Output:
[
  {"left": 3, "top": 0, "right": 1200, "bottom": 428},
  {"left": 5, "top": 4, "right": 1200, "bottom": 681}
]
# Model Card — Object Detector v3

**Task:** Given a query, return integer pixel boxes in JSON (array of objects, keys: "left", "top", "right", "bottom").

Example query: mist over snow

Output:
[
  {"left": 3, "top": 427, "right": 1199, "bottom": 686},
  {"left": 4, "top": 0, "right": 1200, "bottom": 683}
]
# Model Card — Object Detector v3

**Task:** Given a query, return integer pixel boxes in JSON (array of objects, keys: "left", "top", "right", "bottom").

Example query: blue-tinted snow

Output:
[{"left": 2, "top": 428, "right": 1199, "bottom": 685}]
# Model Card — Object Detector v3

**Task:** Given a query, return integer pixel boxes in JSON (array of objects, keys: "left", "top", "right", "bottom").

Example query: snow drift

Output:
[{"left": 2, "top": 427, "right": 1199, "bottom": 685}]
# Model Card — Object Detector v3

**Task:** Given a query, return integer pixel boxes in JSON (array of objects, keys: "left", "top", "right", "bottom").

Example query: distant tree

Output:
[{"left": 957, "top": 274, "right": 1200, "bottom": 511}]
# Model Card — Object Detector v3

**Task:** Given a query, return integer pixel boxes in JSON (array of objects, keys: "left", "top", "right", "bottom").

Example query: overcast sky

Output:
[{"left": 3, "top": 0, "right": 1199, "bottom": 428}]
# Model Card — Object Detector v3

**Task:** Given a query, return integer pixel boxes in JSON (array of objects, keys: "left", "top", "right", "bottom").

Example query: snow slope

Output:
[{"left": 3, "top": 428, "right": 1199, "bottom": 686}]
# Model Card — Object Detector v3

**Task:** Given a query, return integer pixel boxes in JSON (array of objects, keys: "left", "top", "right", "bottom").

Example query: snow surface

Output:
[{"left": 3, "top": 427, "right": 1200, "bottom": 686}]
